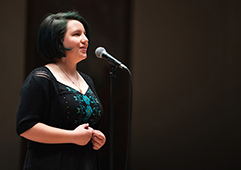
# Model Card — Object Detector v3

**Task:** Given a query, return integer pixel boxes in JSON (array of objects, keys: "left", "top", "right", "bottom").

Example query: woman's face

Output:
[{"left": 63, "top": 20, "right": 89, "bottom": 62}]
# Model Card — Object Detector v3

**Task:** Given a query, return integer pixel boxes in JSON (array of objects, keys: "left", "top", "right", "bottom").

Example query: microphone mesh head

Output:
[{"left": 95, "top": 47, "right": 106, "bottom": 58}]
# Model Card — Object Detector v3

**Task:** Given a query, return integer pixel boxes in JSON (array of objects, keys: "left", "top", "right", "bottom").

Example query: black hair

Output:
[{"left": 37, "top": 11, "right": 90, "bottom": 61}]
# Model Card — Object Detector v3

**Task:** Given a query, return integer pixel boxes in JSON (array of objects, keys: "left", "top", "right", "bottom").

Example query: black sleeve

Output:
[{"left": 16, "top": 71, "right": 50, "bottom": 136}]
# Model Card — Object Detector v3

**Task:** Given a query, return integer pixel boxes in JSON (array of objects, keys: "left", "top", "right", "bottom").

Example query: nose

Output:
[{"left": 81, "top": 33, "right": 88, "bottom": 43}]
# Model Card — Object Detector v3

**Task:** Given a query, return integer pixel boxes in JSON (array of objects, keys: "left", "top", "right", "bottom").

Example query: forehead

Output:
[{"left": 66, "top": 20, "right": 85, "bottom": 32}]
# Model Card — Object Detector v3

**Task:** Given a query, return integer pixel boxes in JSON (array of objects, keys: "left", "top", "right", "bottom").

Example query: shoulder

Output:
[
  {"left": 30, "top": 66, "right": 53, "bottom": 79},
  {"left": 22, "top": 66, "right": 55, "bottom": 91},
  {"left": 25, "top": 66, "right": 54, "bottom": 82}
]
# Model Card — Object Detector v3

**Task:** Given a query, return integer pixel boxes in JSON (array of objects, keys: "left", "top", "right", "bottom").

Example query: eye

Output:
[{"left": 73, "top": 33, "right": 80, "bottom": 36}]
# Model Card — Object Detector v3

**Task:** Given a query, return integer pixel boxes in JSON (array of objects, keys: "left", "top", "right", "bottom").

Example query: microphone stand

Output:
[{"left": 109, "top": 65, "right": 117, "bottom": 170}]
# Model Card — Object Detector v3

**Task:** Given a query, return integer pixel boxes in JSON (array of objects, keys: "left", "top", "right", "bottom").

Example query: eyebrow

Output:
[{"left": 72, "top": 29, "right": 86, "bottom": 34}]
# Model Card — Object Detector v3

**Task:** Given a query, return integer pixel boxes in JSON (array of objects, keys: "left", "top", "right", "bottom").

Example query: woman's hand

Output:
[
  {"left": 72, "top": 123, "right": 93, "bottom": 146},
  {"left": 91, "top": 130, "right": 106, "bottom": 150}
]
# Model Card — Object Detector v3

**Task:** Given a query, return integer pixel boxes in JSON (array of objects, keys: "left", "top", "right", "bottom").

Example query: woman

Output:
[{"left": 16, "top": 11, "right": 106, "bottom": 170}]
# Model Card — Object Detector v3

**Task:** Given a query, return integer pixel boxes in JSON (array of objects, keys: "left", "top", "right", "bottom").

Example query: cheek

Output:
[{"left": 63, "top": 38, "right": 74, "bottom": 49}]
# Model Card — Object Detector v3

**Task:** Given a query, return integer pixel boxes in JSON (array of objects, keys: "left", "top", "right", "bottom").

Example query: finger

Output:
[
  {"left": 91, "top": 139, "right": 101, "bottom": 150},
  {"left": 92, "top": 133, "right": 105, "bottom": 142},
  {"left": 92, "top": 145, "right": 99, "bottom": 150},
  {"left": 92, "top": 130, "right": 105, "bottom": 138},
  {"left": 92, "top": 138, "right": 105, "bottom": 149},
  {"left": 93, "top": 143, "right": 101, "bottom": 150},
  {"left": 83, "top": 123, "right": 89, "bottom": 129},
  {"left": 88, "top": 126, "right": 94, "bottom": 131},
  {"left": 92, "top": 130, "right": 102, "bottom": 135},
  {"left": 92, "top": 135, "right": 105, "bottom": 145},
  {"left": 91, "top": 136, "right": 101, "bottom": 144},
  {"left": 92, "top": 134, "right": 103, "bottom": 140}
]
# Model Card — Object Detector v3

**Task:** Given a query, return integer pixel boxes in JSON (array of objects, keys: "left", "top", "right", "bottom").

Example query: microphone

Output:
[{"left": 95, "top": 47, "right": 127, "bottom": 70}]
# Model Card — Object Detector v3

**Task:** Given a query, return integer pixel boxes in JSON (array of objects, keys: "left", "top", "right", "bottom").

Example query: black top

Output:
[{"left": 16, "top": 66, "right": 103, "bottom": 170}]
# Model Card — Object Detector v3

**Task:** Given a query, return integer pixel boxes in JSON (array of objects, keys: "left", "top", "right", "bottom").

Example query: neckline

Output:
[
  {"left": 43, "top": 66, "right": 88, "bottom": 95},
  {"left": 57, "top": 80, "right": 89, "bottom": 95}
]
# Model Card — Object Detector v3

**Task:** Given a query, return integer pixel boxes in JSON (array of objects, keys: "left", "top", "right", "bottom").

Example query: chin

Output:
[{"left": 79, "top": 55, "right": 87, "bottom": 62}]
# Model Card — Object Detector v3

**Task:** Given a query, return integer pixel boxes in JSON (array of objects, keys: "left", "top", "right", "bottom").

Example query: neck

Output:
[{"left": 56, "top": 58, "right": 77, "bottom": 76}]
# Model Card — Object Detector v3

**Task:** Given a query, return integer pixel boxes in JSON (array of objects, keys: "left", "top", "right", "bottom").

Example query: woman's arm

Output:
[{"left": 20, "top": 123, "right": 93, "bottom": 146}]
